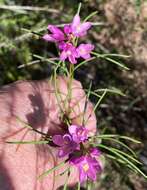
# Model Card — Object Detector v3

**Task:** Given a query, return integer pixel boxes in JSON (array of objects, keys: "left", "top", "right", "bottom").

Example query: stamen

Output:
[{"left": 83, "top": 163, "right": 89, "bottom": 172}]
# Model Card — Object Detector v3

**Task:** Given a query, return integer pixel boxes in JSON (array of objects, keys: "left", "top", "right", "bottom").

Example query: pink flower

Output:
[
  {"left": 59, "top": 42, "right": 79, "bottom": 64},
  {"left": 71, "top": 14, "right": 92, "bottom": 37},
  {"left": 76, "top": 43, "right": 95, "bottom": 59},
  {"left": 42, "top": 25, "right": 65, "bottom": 42},
  {"left": 52, "top": 134, "right": 79, "bottom": 158},
  {"left": 70, "top": 154, "right": 101, "bottom": 183},
  {"left": 68, "top": 125, "right": 88, "bottom": 143}
]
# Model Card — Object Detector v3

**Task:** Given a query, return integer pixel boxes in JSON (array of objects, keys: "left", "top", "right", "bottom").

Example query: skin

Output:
[{"left": 0, "top": 76, "right": 96, "bottom": 190}]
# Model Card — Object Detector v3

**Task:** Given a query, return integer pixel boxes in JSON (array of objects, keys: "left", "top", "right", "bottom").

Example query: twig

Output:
[
  {"left": 0, "top": 27, "right": 45, "bottom": 49},
  {"left": 18, "top": 57, "right": 59, "bottom": 69},
  {"left": 17, "top": 60, "right": 41, "bottom": 69},
  {"left": 0, "top": 5, "right": 59, "bottom": 13}
]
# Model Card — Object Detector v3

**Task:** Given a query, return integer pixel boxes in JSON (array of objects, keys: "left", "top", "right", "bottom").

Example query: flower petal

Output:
[
  {"left": 52, "top": 135, "right": 64, "bottom": 146},
  {"left": 58, "top": 144, "right": 74, "bottom": 158},
  {"left": 90, "top": 148, "right": 101, "bottom": 157},
  {"left": 70, "top": 155, "right": 85, "bottom": 165},
  {"left": 52, "top": 33, "right": 64, "bottom": 41},
  {"left": 47, "top": 25, "right": 64, "bottom": 36},
  {"left": 77, "top": 43, "right": 94, "bottom": 59},
  {"left": 81, "top": 53, "right": 91, "bottom": 59},
  {"left": 60, "top": 51, "right": 67, "bottom": 61},
  {"left": 69, "top": 55, "right": 77, "bottom": 64},
  {"left": 58, "top": 42, "right": 66, "bottom": 50},
  {"left": 47, "top": 25, "right": 65, "bottom": 41},
  {"left": 87, "top": 167, "right": 97, "bottom": 181},
  {"left": 80, "top": 22, "right": 92, "bottom": 33},
  {"left": 68, "top": 125, "right": 78, "bottom": 135},
  {"left": 58, "top": 148, "right": 69, "bottom": 157},
  {"left": 72, "top": 14, "right": 81, "bottom": 29},
  {"left": 63, "top": 134, "right": 72, "bottom": 143},
  {"left": 42, "top": 34, "right": 55, "bottom": 42},
  {"left": 64, "top": 24, "right": 72, "bottom": 34},
  {"left": 86, "top": 44, "right": 95, "bottom": 51},
  {"left": 79, "top": 167, "right": 87, "bottom": 183}
]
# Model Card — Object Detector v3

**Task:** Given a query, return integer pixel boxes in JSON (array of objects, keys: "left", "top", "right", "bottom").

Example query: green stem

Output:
[
  {"left": 6, "top": 140, "right": 49, "bottom": 144},
  {"left": 77, "top": 181, "right": 80, "bottom": 190},
  {"left": 77, "top": 2, "right": 82, "bottom": 15},
  {"left": 38, "top": 161, "right": 65, "bottom": 180},
  {"left": 54, "top": 62, "right": 65, "bottom": 115}
]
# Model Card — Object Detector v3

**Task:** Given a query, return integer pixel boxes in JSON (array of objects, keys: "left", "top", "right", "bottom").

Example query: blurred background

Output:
[{"left": 0, "top": 0, "right": 147, "bottom": 189}]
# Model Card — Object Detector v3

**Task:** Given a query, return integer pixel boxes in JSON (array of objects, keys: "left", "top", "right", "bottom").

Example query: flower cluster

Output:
[
  {"left": 43, "top": 14, "right": 94, "bottom": 64},
  {"left": 53, "top": 125, "right": 102, "bottom": 183},
  {"left": 43, "top": 13, "right": 102, "bottom": 183}
]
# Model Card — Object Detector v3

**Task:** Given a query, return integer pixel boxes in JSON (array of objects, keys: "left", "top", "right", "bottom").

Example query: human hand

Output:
[{"left": 0, "top": 76, "right": 96, "bottom": 190}]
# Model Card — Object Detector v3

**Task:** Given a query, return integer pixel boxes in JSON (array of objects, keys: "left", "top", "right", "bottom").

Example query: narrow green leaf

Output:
[
  {"left": 77, "top": 2, "right": 82, "bottom": 15},
  {"left": 97, "top": 144, "right": 147, "bottom": 179},
  {"left": 84, "top": 90, "right": 101, "bottom": 98},
  {"left": 38, "top": 161, "right": 65, "bottom": 180},
  {"left": 21, "top": 28, "right": 42, "bottom": 36},
  {"left": 93, "top": 89, "right": 107, "bottom": 112},
  {"left": 63, "top": 169, "right": 70, "bottom": 190},
  {"left": 6, "top": 140, "right": 49, "bottom": 144},
  {"left": 57, "top": 168, "right": 70, "bottom": 177},
  {"left": 94, "top": 134, "right": 119, "bottom": 138},
  {"left": 105, "top": 57, "right": 130, "bottom": 70},
  {"left": 16, "top": 116, "right": 49, "bottom": 137},
  {"left": 33, "top": 54, "right": 58, "bottom": 66},
  {"left": 84, "top": 11, "right": 98, "bottom": 22},
  {"left": 105, "top": 154, "right": 126, "bottom": 164},
  {"left": 94, "top": 134, "right": 141, "bottom": 144},
  {"left": 101, "top": 53, "right": 131, "bottom": 58},
  {"left": 111, "top": 148, "right": 147, "bottom": 178},
  {"left": 92, "top": 51, "right": 130, "bottom": 70},
  {"left": 74, "top": 57, "right": 95, "bottom": 71},
  {"left": 100, "top": 137, "right": 137, "bottom": 158},
  {"left": 105, "top": 154, "right": 139, "bottom": 172},
  {"left": 82, "top": 81, "right": 92, "bottom": 125},
  {"left": 94, "top": 88, "right": 126, "bottom": 96},
  {"left": 84, "top": 90, "right": 105, "bottom": 125},
  {"left": 16, "top": 116, "right": 32, "bottom": 129},
  {"left": 111, "top": 147, "right": 142, "bottom": 165},
  {"left": 120, "top": 136, "right": 141, "bottom": 144}
]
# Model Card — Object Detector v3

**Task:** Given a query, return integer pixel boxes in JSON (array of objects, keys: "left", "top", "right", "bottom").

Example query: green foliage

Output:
[
  {"left": 135, "top": 0, "right": 142, "bottom": 15},
  {"left": 0, "top": 0, "right": 75, "bottom": 85}
]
